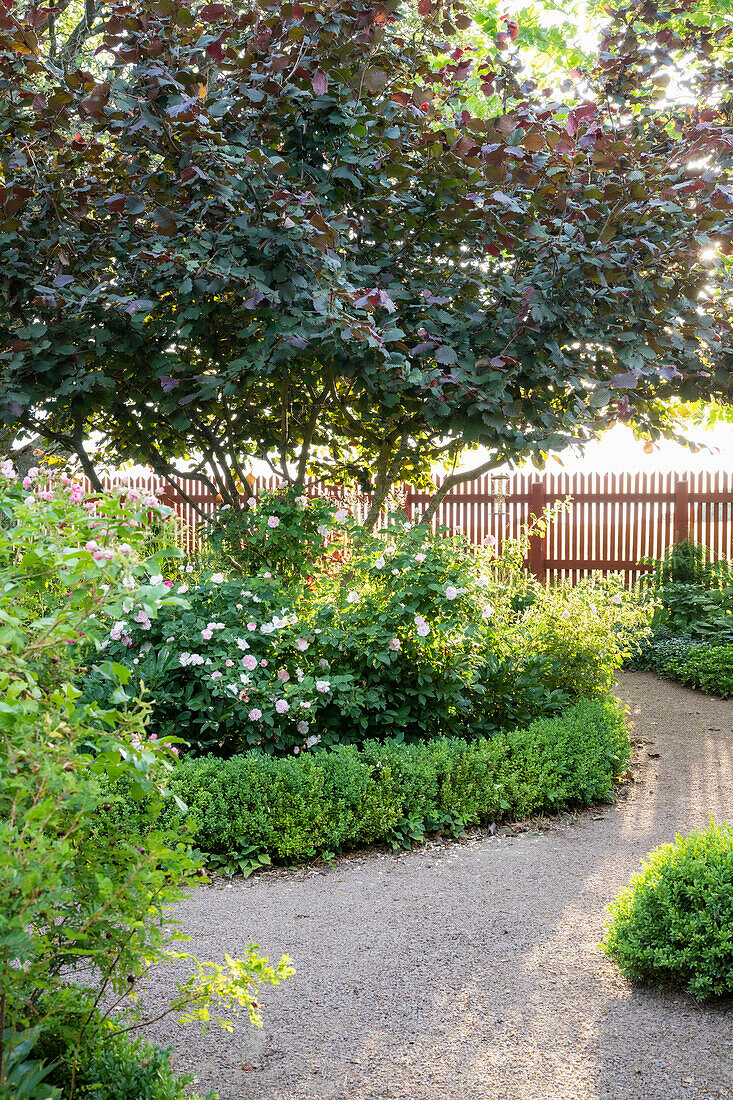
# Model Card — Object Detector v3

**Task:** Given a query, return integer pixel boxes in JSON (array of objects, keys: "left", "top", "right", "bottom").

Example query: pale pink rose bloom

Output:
[
  {"left": 296, "top": 638, "right": 309, "bottom": 652},
  {"left": 248, "top": 708, "right": 262, "bottom": 721},
  {"left": 211, "top": 671, "right": 223, "bottom": 680},
  {"left": 247, "top": 622, "right": 257, "bottom": 630},
  {"left": 267, "top": 515, "right": 280, "bottom": 528},
  {"left": 226, "top": 659, "right": 234, "bottom": 667},
  {"left": 275, "top": 699, "right": 289, "bottom": 714},
  {"left": 389, "top": 638, "right": 401, "bottom": 651},
  {"left": 242, "top": 655, "right": 258, "bottom": 671},
  {"left": 415, "top": 553, "right": 426, "bottom": 563},
  {"left": 445, "top": 586, "right": 458, "bottom": 600},
  {"left": 201, "top": 628, "right": 213, "bottom": 640}
]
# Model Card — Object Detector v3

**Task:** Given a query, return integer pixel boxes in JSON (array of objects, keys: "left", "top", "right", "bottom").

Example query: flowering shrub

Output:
[
  {"left": 86, "top": 517, "right": 573, "bottom": 756},
  {"left": 205, "top": 485, "right": 347, "bottom": 580},
  {"left": 0, "top": 466, "right": 292, "bottom": 1098}
]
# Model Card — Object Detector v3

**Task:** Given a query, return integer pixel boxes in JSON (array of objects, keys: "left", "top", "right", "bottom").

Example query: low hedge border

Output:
[
  {"left": 101, "top": 697, "right": 630, "bottom": 872},
  {"left": 626, "top": 632, "right": 733, "bottom": 698}
]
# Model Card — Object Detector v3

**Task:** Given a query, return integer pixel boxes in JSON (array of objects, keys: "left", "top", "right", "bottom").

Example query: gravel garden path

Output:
[{"left": 146, "top": 671, "right": 733, "bottom": 1100}]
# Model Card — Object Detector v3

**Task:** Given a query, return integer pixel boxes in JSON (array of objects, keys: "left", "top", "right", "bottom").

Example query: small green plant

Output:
[
  {"left": 673, "top": 644, "right": 733, "bottom": 696},
  {"left": 34, "top": 1001, "right": 216, "bottom": 1100},
  {"left": 603, "top": 821, "right": 733, "bottom": 1000},
  {"left": 644, "top": 540, "right": 733, "bottom": 588},
  {"left": 206, "top": 844, "right": 273, "bottom": 878}
]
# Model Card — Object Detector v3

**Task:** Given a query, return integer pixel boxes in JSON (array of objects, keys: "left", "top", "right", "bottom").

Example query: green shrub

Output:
[
  {"left": 672, "top": 644, "right": 733, "bottom": 696},
  {"left": 639, "top": 541, "right": 733, "bottom": 641},
  {"left": 624, "top": 629, "right": 733, "bottom": 697},
  {"left": 84, "top": 512, "right": 645, "bottom": 757},
  {"left": 36, "top": 1001, "right": 215, "bottom": 1100},
  {"left": 0, "top": 469, "right": 293, "bottom": 1099},
  {"left": 508, "top": 577, "right": 650, "bottom": 698},
  {"left": 624, "top": 628, "right": 702, "bottom": 672},
  {"left": 101, "top": 697, "right": 630, "bottom": 869},
  {"left": 603, "top": 821, "right": 733, "bottom": 1000}
]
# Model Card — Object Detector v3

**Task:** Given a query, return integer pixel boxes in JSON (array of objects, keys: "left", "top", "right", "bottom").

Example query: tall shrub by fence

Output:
[{"left": 88, "top": 470, "right": 733, "bottom": 585}]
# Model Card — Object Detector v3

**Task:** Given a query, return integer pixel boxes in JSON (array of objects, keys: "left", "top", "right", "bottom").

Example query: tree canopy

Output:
[{"left": 1, "top": 0, "right": 733, "bottom": 520}]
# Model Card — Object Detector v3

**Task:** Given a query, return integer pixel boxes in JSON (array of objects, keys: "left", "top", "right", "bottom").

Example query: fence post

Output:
[
  {"left": 528, "top": 479, "right": 546, "bottom": 582},
  {"left": 674, "top": 478, "right": 690, "bottom": 544}
]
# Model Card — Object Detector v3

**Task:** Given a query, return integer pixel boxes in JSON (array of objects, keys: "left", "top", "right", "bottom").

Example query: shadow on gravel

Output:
[{"left": 140, "top": 672, "right": 733, "bottom": 1100}]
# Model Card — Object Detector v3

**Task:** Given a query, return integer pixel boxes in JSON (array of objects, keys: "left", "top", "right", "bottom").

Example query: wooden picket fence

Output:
[{"left": 90, "top": 469, "right": 733, "bottom": 585}]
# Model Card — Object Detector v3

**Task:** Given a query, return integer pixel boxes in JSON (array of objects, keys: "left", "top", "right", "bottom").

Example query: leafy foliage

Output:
[
  {"left": 99, "top": 696, "right": 631, "bottom": 868},
  {"left": 81, "top": 510, "right": 646, "bottom": 755},
  {"left": 0, "top": 468, "right": 293, "bottom": 1100},
  {"left": 206, "top": 484, "right": 344, "bottom": 580},
  {"left": 36, "top": 999, "right": 216, "bottom": 1100},
  {"left": 604, "top": 820, "right": 733, "bottom": 1000},
  {"left": 1, "top": 0, "right": 732, "bottom": 519}
]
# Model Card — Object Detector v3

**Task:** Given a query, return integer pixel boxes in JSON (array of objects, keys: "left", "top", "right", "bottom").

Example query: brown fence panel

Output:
[{"left": 83, "top": 469, "right": 733, "bottom": 583}]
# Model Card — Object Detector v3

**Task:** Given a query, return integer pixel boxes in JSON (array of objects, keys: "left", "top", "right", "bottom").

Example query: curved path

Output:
[{"left": 146, "top": 672, "right": 733, "bottom": 1100}]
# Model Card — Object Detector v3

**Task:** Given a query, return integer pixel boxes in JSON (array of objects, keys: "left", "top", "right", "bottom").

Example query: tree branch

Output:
[{"left": 420, "top": 455, "right": 505, "bottom": 527}]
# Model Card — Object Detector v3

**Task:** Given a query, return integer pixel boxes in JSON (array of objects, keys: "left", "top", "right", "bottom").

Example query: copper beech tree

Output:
[{"left": 1, "top": 0, "right": 733, "bottom": 524}]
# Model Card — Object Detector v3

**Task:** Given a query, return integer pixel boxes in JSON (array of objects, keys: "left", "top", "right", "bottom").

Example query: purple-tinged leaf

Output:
[
  {"left": 123, "top": 299, "right": 154, "bottom": 317},
  {"left": 611, "top": 371, "right": 639, "bottom": 389}
]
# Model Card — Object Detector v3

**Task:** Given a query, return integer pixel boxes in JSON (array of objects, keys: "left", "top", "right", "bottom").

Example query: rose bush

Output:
[
  {"left": 0, "top": 466, "right": 293, "bottom": 1100},
  {"left": 82, "top": 502, "right": 646, "bottom": 758},
  {"left": 203, "top": 485, "right": 348, "bottom": 581}
]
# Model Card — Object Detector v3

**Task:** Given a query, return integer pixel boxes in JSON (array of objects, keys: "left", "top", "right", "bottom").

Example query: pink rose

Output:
[
  {"left": 267, "top": 515, "right": 280, "bottom": 528},
  {"left": 248, "top": 708, "right": 262, "bottom": 721}
]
